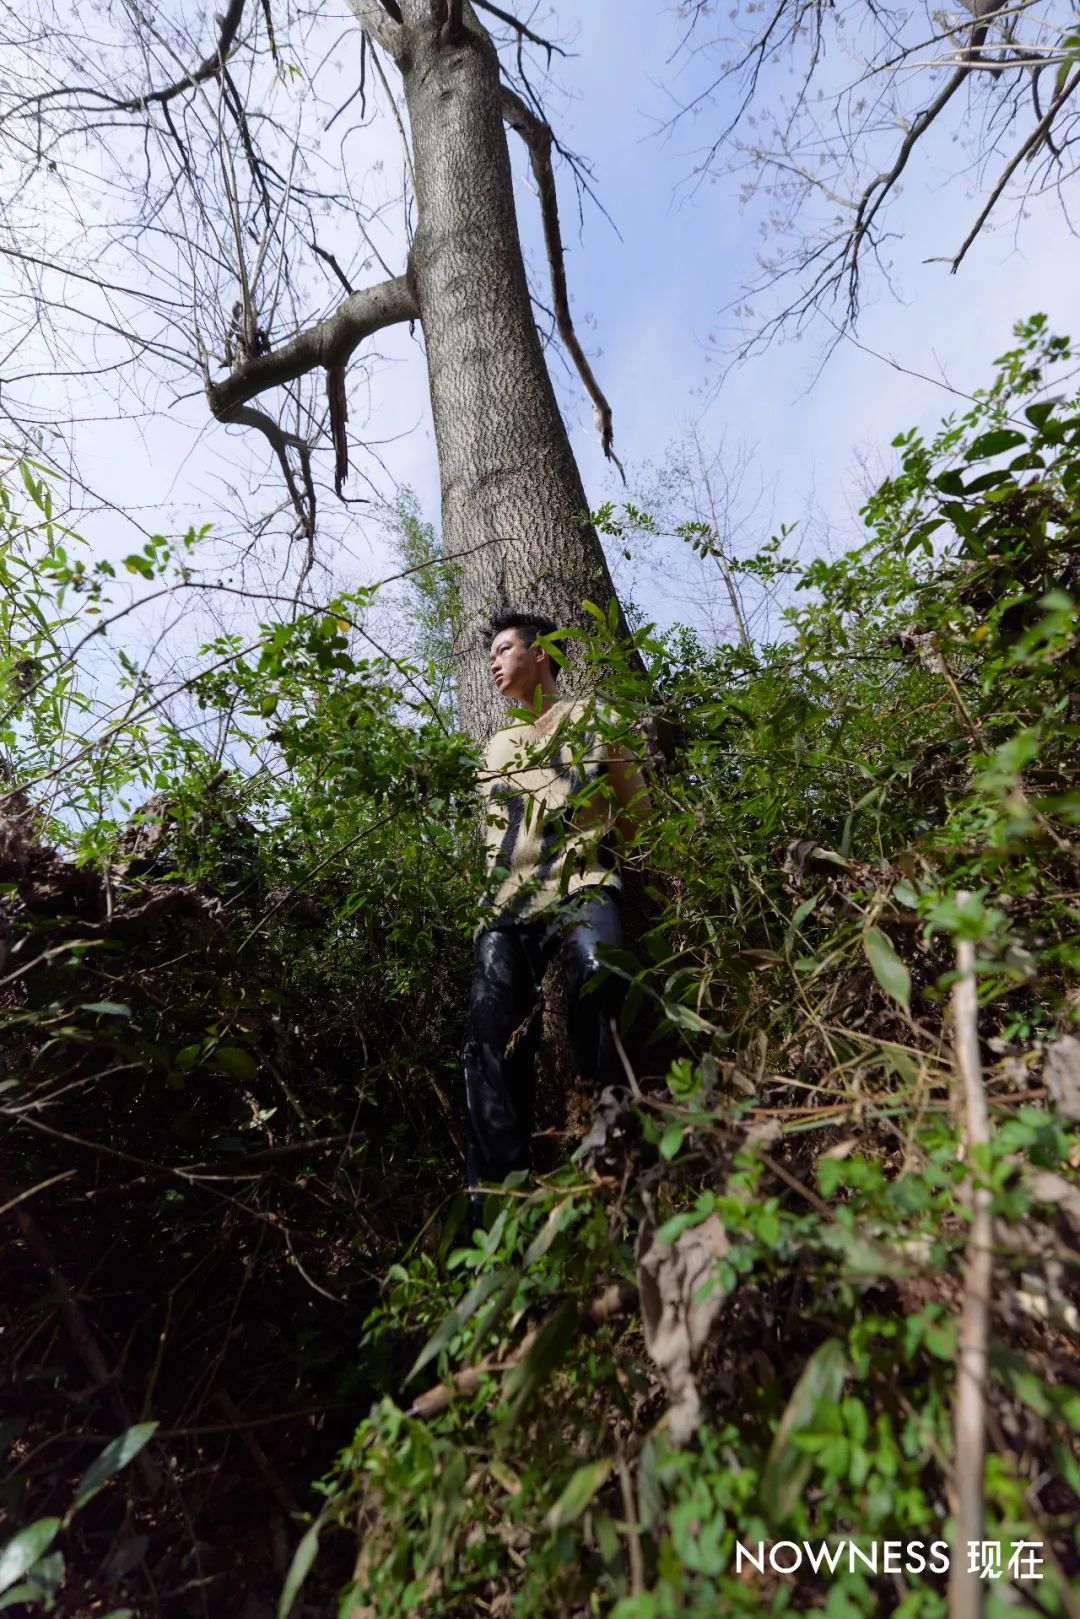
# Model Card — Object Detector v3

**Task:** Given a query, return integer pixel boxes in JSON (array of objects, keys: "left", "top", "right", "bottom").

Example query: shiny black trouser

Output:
[{"left": 462, "top": 888, "right": 624, "bottom": 1195}]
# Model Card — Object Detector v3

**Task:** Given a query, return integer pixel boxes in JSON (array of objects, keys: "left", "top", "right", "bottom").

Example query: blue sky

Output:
[
  {"left": 520, "top": 4, "right": 1077, "bottom": 607},
  {"left": 316, "top": 0, "right": 1079, "bottom": 638},
  {"left": 11, "top": 0, "right": 1079, "bottom": 646}
]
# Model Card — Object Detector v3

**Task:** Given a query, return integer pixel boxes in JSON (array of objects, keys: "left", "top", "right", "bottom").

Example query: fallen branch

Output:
[
  {"left": 82, "top": 1133, "right": 366, "bottom": 1201},
  {"left": 406, "top": 1281, "right": 637, "bottom": 1420}
]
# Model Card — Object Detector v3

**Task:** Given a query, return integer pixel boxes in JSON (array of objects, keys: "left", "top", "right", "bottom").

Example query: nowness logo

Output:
[{"left": 736, "top": 1542, "right": 951, "bottom": 1576}]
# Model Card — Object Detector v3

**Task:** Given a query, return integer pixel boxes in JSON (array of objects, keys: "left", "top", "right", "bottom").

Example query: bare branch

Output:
[
  {"left": 310, "top": 240, "right": 356, "bottom": 295},
  {"left": 663, "top": 0, "right": 1080, "bottom": 356},
  {"left": 473, "top": 0, "right": 566, "bottom": 60},
  {"left": 2, "top": 0, "right": 250, "bottom": 119},
  {"left": 944, "top": 66, "right": 1080, "bottom": 271},
  {"left": 845, "top": 66, "right": 968, "bottom": 316},
  {"left": 363, "top": 34, "right": 416, "bottom": 197},
  {"left": 202, "top": 275, "right": 417, "bottom": 529},
  {"left": 224, "top": 401, "right": 319, "bottom": 540},
  {"left": 327, "top": 32, "right": 368, "bottom": 131},
  {"left": 122, "top": 0, "right": 249, "bottom": 111},
  {"left": 328, "top": 363, "right": 350, "bottom": 496},
  {"left": 429, "top": 0, "right": 465, "bottom": 44},
  {"left": 347, "top": 0, "right": 408, "bottom": 61},
  {"left": 207, "top": 273, "right": 419, "bottom": 419},
  {"left": 499, "top": 85, "right": 624, "bottom": 481}
]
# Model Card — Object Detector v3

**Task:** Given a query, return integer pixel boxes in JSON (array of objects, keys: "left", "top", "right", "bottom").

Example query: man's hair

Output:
[{"left": 487, "top": 611, "right": 561, "bottom": 678}]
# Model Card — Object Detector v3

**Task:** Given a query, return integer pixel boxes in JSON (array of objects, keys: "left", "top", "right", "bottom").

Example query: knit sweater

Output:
[{"left": 477, "top": 696, "right": 621, "bottom": 927}]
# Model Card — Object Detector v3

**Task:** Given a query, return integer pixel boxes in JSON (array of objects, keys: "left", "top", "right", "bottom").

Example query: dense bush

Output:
[{"left": 3, "top": 316, "right": 1080, "bottom": 1616}]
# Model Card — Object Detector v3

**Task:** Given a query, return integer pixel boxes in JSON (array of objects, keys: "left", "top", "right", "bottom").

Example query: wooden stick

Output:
[
  {"left": 949, "top": 923, "right": 992, "bottom": 1619},
  {"left": 406, "top": 1283, "right": 636, "bottom": 1420}
]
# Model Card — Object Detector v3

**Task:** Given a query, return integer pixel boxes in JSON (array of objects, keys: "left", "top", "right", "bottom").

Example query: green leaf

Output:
[
  {"left": 70, "top": 1422, "right": 158, "bottom": 1516},
  {"left": 965, "top": 428, "right": 1026, "bottom": 460},
  {"left": 212, "top": 1045, "right": 259, "bottom": 1082},
  {"left": 277, "top": 1515, "right": 323, "bottom": 1619},
  {"left": 0, "top": 1519, "right": 61, "bottom": 1597},
  {"left": 503, "top": 1299, "right": 578, "bottom": 1416},
  {"left": 466, "top": 1271, "right": 521, "bottom": 1360},
  {"left": 0, "top": 1587, "right": 43, "bottom": 1611},
  {"left": 863, "top": 927, "right": 911, "bottom": 1010},
  {"left": 545, "top": 1458, "right": 614, "bottom": 1529},
  {"left": 1025, "top": 400, "right": 1056, "bottom": 430},
  {"left": 524, "top": 1200, "right": 573, "bottom": 1267},
  {"left": 790, "top": 894, "right": 819, "bottom": 930},
  {"left": 817, "top": 1225, "right": 910, "bottom": 1279},
  {"left": 760, "top": 1339, "right": 848, "bottom": 1523},
  {"left": 407, "top": 1268, "right": 515, "bottom": 1384},
  {"left": 662, "top": 1001, "right": 713, "bottom": 1034},
  {"left": 659, "top": 1122, "right": 685, "bottom": 1161},
  {"left": 80, "top": 1001, "right": 131, "bottom": 1017}
]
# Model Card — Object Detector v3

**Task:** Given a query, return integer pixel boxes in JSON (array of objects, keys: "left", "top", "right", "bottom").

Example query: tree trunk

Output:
[{"left": 397, "top": 1, "right": 627, "bottom": 741}]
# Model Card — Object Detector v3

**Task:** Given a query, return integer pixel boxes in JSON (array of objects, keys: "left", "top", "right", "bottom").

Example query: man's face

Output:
[{"left": 489, "top": 628, "right": 545, "bottom": 701}]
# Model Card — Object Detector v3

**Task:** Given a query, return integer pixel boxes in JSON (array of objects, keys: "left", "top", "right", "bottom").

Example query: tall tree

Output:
[
  {"left": 666, "top": 0, "right": 1080, "bottom": 361},
  {"left": 1, "top": 0, "right": 631, "bottom": 740}
]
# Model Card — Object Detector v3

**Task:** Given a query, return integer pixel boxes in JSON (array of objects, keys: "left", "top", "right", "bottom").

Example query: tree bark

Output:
[{"left": 395, "top": 0, "right": 629, "bottom": 740}]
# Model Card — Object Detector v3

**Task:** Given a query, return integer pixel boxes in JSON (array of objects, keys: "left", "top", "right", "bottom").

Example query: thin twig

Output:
[
  {"left": 5, "top": 1181, "right": 163, "bottom": 1496},
  {"left": 618, "top": 1453, "right": 645, "bottom": 1594},
  {"left": 0, "top": 1170, "right": 77, "bottom": 1219},
  {"left": 499, "top": 85, "right": 624, "bottom": 482}
]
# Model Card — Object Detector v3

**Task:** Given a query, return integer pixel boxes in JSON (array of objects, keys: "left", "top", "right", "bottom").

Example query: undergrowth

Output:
[{"left": 2, "top": 315, "right": 1080, "bottom": 1616}]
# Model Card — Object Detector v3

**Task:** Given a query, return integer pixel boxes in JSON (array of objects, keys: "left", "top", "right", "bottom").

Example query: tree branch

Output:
[
  {"left": 473, "top": 0, "right": 566, "bottom": 60},
  {"left": 205, "top": 275, "right": 418, "bottom": 527},
  {"left": 120, "top": 0, "right": 248, "bottom": 111},
  {"left": 406, "top": 1283, "right": 637, "bottom": 1420},
  {"left": 224, "top": 402, "right": 319, "bottom": 541},
  {"left": 6, "top": 0, "right": 252, "bottom": 118},
  {"left": 445, "top": 0, "right": 465, "bottom": 44},
  {"left": 347, "top": 0, "right": 408, "bottom": 60},
  {"left": 845, "top": 65, "right": 968, "bottom": 315},
  {"left": 499, "top": 85, "right": 624, "bottom": 481},
  {"left": 944, "top": 66, "right": 1080, "bottom": 271},
  {"left": 207, "top": 273, "right": 419, "bottom": 419},
  {"left": 6, "top": 1182, "right": 163, "bottom": 1497}
]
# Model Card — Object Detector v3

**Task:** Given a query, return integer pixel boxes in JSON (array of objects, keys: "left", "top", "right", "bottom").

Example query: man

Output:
[{"left": 462, "top": 611, "right": 651, "bottom": 1229}]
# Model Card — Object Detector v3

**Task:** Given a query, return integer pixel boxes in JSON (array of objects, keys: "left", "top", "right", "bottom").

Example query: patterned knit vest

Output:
[{"left": 478, "top": 697, "right": 621, "bottom": 928}]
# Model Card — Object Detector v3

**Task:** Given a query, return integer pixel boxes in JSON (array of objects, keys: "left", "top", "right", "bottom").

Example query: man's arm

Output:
[{"left": 606, "top": 744, "right": 653, "bottom": 846}]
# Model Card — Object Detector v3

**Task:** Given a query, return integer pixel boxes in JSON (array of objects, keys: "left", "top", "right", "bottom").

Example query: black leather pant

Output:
[{"left": 462, "top": 887, "right": 624, "bottom": 1193}]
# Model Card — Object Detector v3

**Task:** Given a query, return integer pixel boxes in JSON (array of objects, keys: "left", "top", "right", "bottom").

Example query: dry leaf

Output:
[
  {"left": 636, "top": 1212, "right": 730, "bottom": 1446},
  {"left": 576, "top": 1085, "right": 631, "bottom": 1160},
  {"left": 1043, "top": 1036, "right": 1080, "bottom": 1122},
  {"left": 1028, "top": 1168, "right": 1080, "bottom": 1238}
]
